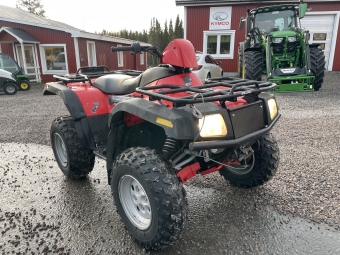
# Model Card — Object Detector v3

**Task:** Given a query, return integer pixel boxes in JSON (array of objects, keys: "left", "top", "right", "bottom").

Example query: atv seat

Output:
[
  {"left": 93, "top": 66, "right": 177, "bottom": 94},
  {"left": 93, "top": 74, "right": 142, "bottom": 94}
]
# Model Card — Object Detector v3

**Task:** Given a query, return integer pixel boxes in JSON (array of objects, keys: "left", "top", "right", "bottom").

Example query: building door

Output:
[
  {"left": 15, "top": 44, "right": 39, "bottom": 81},
  {"left": 301, "top": 13, "right": 337, "bottom": 71}
]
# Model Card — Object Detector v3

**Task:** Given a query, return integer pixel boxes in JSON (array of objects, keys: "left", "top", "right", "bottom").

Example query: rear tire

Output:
[
  {"left": 19, "top": 80, "right": 31, "bottom": 91},
  {"left": 310, "top": 47, "right": 325, "bottom": 91},
  {"left": 244, "top": 51, "right": 262, "bottom": 81},
  {"left": 219, "top": 133, "right": 279, "bottom": 188},
  {"left": 3, "top": 83, "right": 17, "bottom": 95},
  {"left": 111, "top": 147, "right": 188, "bottom": 250},
  {"left": 50, "top": 116, "right": 95, "bottom": 179}
]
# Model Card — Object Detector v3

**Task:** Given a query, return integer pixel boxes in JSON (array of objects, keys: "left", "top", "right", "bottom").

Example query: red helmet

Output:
[{"left": 161, "top": 39, "right": 198, "bottom": 68}]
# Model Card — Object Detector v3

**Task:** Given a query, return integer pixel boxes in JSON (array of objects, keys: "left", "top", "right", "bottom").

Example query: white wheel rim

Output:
[
  {"left": 119, "top": 175, "right": 152, "bottom": 230},
  {"left": 54, "top": 133, "right": 68, "bottom": 167}
]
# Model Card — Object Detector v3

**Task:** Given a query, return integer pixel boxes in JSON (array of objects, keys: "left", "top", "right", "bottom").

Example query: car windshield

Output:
[
  {"left": 254, "top": 10, "right": 296, "bottom": 32},
  {"left": 0, "top": 54, "right": 20, "bottom": 73}
]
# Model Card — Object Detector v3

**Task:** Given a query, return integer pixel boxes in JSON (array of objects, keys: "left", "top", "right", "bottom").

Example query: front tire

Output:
[
  {"left": 111, "top": 147, "right": 188, "bottom": 250},
  {"left": 219, "top": 133, "right": 279, "bottom": 188},
  {"left": 244, "top": 51, "right": 262, "bottom": 81},
  {"left": 50, "top": 116, "right": 95, "bottom": 179},
  {"left": 310, "top": 47, "right": 325, "bottom": 91},
  {"left": 3, "top": 83, "right": 18, "bottom": 95}
]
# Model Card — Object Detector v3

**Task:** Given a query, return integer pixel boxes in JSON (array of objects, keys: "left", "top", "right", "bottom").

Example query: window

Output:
[
  {"left": 117, "top": 44, "right": 123, "bottom": 67},
  {"left": 39, "top": 44, "right": 68, "bottom": 74},
  {"left": 203, "top": 31, "right": 235, "bottom": 59},
  {"left": 87, "top": 41, "right": 97, "bottom": 66},
  {"left": 140, "top": 52, "right": 144, "bottom": 65}
]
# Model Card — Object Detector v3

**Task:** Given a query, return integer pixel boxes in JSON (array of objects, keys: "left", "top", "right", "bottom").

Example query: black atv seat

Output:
[
  {"left": 93, "top": 74, "right": 142, "bottom": 94},
  {"left": 93, "top": 66, "right": 177, "bottom": 95}
]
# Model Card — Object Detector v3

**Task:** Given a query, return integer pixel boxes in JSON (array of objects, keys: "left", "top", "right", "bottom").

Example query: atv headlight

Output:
[
  {"left": 288, "top": 36, "right": 296, "bottom": 42},
  {"left": 199, "top": 114, "right": 227, "bottom": 137},
  {"left": 268, "top": 99, "right": 278, "bottom": 120},
  {"left": 272, "top": 38, "right": 283, "bottom": 43}
]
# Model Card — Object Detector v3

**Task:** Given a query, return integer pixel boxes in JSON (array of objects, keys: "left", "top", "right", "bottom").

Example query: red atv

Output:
[{"left": 43, "top": 39, "right": 280, "bottom": 250}]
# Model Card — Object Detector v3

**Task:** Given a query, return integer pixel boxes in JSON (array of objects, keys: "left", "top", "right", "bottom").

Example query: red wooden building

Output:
[
  {"left": 176, "top": 0, "right": 340, "bottom": 74},
  {"left": 0, "top": 5, "right": 149, "bottom": 83}
]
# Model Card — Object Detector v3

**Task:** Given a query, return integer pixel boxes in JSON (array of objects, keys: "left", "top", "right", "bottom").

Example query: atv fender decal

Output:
[{"left": 92, "top": 102, "right": 99, "bottom": 113}]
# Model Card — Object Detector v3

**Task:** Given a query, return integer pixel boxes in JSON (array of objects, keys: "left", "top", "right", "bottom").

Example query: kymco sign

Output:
[{"left": 209, "top": 7, "right": 232, "bottom": 30}]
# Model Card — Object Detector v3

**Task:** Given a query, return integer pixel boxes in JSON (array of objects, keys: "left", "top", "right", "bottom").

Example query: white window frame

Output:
[
  {"left": 140, "top": 52, "right": 144, "bottom": 65},
  {"left": 87, "top": 41, "right": 97, "bottom": 66},
  {"left": 203, "top": 30, "right": 235, "bottom": 59},
  {"left": 117, "top": 44, "right": 123, "bottom": 67},
  {"left": 39, "top": 44, "right": 68, "bottom": 74}
]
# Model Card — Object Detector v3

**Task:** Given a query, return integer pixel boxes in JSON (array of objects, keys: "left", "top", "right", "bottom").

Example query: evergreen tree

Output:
[
  {"left": 169, "top": 19, "right": 175, "bottom": 41},
  {"left": 16, "top": 0, "right": 46, "bottom": 17},
  {"left": 174, "top": 15, "right": 183, "bottom": 39}
]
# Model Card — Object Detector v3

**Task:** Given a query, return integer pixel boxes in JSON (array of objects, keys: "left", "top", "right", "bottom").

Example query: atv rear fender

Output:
[{"left": 43, "top": 82, "right": 96, "bottom": 148}]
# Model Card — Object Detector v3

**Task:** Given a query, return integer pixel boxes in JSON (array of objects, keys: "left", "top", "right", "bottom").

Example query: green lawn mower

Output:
[
  {"left": 238, "top": 1, "right": 325, "bottom": 92},
  {"left": 0, "top": 53, "right": 31, "bottom": 91}
]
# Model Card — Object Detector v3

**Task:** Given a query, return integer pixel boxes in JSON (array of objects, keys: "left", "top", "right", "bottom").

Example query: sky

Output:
[{"left": 0, "top": 0, "right": 184, "bottom": 33}]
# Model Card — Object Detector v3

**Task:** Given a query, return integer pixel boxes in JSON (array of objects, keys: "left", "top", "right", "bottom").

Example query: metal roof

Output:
[
  {"left": 0, "top": 27, "right": 40, "bottom": 43},
  {"left": 0, "top": 5, "right": 151, "bottom": 46},
  {"left": 0, "top": 4, "right": 81, "bottom": 32},
  {"left": 175, "top": 0, "right": 340, "bottom": 6}
]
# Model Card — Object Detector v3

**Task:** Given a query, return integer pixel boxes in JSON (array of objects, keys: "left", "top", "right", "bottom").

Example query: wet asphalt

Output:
[{"left": 1, "top": 74, "right": 340, "bottom": 254}]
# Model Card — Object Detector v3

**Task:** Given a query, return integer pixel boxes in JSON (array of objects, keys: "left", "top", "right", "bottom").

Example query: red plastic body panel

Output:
[
  {"left": 177, "top": 162, "right": 201, "bottom": 184},
  {"left": 124, "top": 112, "right": 145, "bottom": 127},
  {"left": 161, "top": 39, "right": 198, "bottom": 68},
  {"left": 66, "top": 81, "right": 114, "bottom": 116}
]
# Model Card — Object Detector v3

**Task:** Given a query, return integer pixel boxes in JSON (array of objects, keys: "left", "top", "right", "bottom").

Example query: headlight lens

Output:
[
  {"left": 268, "top": 99, "right": 278, "bottom": 120},
  {"left": 272, "top": 37, "right": 283, "bottom": 43},
  {"left": 288, "top": 36, "right": 296, "bottom": 42},
  {"left": 199, "top": 114, "right": 227, "bottom": 137}
]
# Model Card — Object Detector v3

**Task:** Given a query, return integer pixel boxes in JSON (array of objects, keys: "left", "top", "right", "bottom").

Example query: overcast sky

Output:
[{"left": 0, "top": 0, "right": 184, "bottom": 33}]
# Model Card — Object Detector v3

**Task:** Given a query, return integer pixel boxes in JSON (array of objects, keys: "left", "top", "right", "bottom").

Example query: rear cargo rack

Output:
[
  {"left": 53, "top": 68, "right": 142, "bottom": 85},
  {"left": 136, "top": 77, "right": 277, "bottom": 107}
]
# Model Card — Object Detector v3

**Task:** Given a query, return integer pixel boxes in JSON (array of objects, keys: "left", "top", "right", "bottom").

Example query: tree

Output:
[{"left": 16, "top": 0, "right": 46, "bottom": 17}]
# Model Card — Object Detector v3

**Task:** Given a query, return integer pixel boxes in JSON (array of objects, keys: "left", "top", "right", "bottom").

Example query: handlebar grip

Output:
[{"left": 111, "top": 46, "right": 133, "bottom": 52}]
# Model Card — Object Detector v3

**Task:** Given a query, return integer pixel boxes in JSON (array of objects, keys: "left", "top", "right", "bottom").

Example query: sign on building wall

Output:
[{"left": 209, "top": 7, "right": 232, "bottom": 30}]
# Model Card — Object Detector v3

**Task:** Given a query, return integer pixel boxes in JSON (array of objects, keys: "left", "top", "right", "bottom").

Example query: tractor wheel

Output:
[
  {"left": 19, "top": 80, "right": 31, "bottom": 91},
  {"left": 310, "top": 47, "right": 325, "bottom": 91},
  {"left": 219, "top": 132, "right": 279, "bottom": 188},
  {"left": 50, "top": 116, "right": 95, "bottom": 179},
  {"left": 3, "top": 83, "right": 18, "bottom": 95},
  {"left": 243, "top": 51, "right": 262, "bottom": 81},
  {"left": 111, "top": 147, "right": 188, "bottom": 250}
]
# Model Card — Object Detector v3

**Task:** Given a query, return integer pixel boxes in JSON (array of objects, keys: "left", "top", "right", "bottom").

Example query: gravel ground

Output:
[{"left": 0, "top": 72, "right": 340, "bottom": 252}]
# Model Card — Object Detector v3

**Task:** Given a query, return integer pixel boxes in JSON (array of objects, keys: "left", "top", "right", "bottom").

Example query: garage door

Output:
[{"left": 300, "top": 14, "right": 335, "bottom": 70}]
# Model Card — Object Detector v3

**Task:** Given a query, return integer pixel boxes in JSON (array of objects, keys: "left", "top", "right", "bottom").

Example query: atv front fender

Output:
[{"left": 108, "top": 98, "right": 194, "bottom": 140}]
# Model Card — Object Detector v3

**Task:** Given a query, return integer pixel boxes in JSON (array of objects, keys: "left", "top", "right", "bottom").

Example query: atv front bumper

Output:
[{"left": 189, "top": 113, "right": 280, "bottom": 150}]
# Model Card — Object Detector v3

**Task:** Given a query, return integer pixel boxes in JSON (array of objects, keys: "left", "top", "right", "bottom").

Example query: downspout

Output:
[{"left": 74, "top": 37, "right": 80, "bottom": 70}]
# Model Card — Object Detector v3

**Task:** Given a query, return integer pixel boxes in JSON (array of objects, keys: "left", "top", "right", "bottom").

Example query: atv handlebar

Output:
[{"left": 111, "top": 42, "right": 163, "bottom": 58}]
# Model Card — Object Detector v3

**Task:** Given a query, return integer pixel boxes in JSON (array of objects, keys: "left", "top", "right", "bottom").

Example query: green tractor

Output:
[
  {"left": 0, "top": 53, "right": 31, "bottom": 91},
  {"left": 238, "top": 1, "right": 325, "bottom": 92}
]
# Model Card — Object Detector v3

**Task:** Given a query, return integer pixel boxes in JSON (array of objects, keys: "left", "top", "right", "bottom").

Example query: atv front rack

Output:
[{"left": 136, "top": 77, "right": 277, "bottom": 107}]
